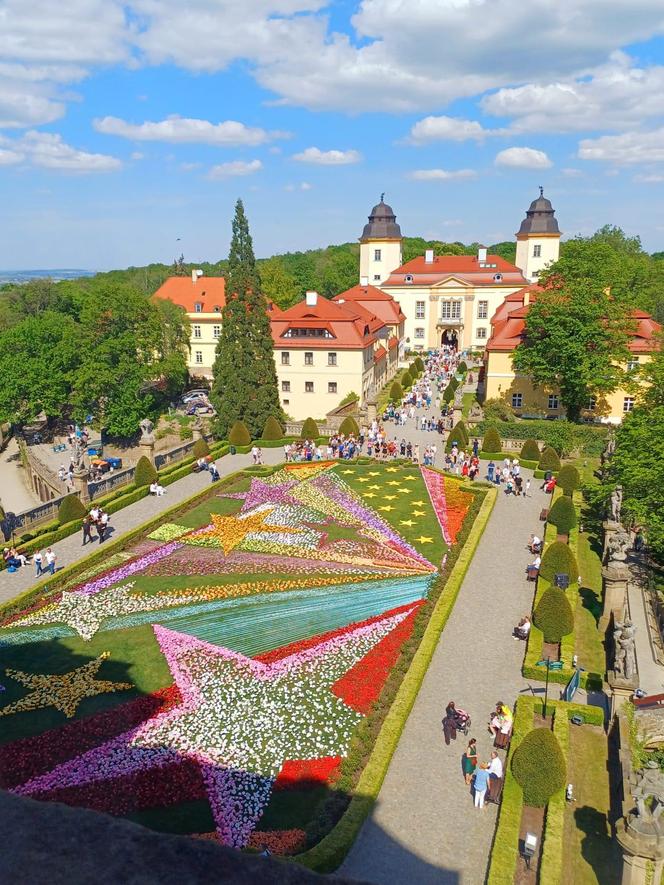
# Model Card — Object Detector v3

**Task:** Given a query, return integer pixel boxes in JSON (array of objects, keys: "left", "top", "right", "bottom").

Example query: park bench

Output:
[{"left": 52, "top": 443, "right": 67, "bottom": 453}]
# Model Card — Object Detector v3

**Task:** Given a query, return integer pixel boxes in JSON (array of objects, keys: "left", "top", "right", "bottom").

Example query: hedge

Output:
[
  {"left": 389, "top": 381, "right": 403, "bottom": 403},
  {"left": 533, "top": 587, "right": 575, "bottom": 643},
  {"left": 401, "top": 370, "right": 412, "bottom": 389},
  {"left": 300, "top": 418, "right": 320, "bottom": 440},
  {"left": 547, "top": 495, "right": 577, "bottom": 534},
  {"left": 339, "top": 416, "right": 360, "bottom": 437},
  {"left": 192, "top": 438, "right": 209, "bottom": 459},
  {"left": 556, "top": 464, "right": 580, "bottom": 496},
  {"left": 539, "top": 708, "right": 569, "bottom": 885},
  {"left": 58, "top": 494, "right": 87, "bottom": 525},
  {"left": 414, "top": 356, "right": 424, "bottom": 373},
  {"left": 520, "top": 438, "right": 541, "bottom": 461},
  {"left": 134, "top": 456, "right": 158, "bottom": 487},
  {"left": 293, "top": 485, "right": 497, "bottom": 872},
  {"left": 538, "top": 445, "right": 561, "bottom": 472},
  {"left": 482, "top": 427, "right": 502, "bottom": 455},
  {"left": 513, "top": 728, "right": 567, "bottom": 807},
  {"left": 477, "top": 418, "right": 609, "bottom": 457},
  {"left": 262, "top": 416, "right": 284, "bottom": 440},
  {"left": 229, "top": 420, "right": 251, "bottom": 447}
]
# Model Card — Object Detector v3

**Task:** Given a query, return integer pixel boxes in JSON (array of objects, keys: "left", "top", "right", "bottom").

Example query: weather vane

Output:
[
  {"left": 539, "top": 185, "right": 544, "bottom": 197},
  {"left": 380, "top": 192, "right": 385, "bottom": 202}
]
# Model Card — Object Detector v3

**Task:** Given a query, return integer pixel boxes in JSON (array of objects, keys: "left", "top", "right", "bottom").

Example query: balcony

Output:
[{"left": 436, "top": 315, "right": 464, "bottom": 327}]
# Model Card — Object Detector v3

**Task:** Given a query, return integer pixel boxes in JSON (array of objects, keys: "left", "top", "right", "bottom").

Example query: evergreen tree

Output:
[{"left": 211, "top": 200, "right": 284, "bottom": 439}]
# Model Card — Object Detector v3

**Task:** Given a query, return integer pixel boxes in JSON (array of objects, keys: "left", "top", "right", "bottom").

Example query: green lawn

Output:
[
  {"left": 575, "top": 530, "right": 606, "bottom": 678},
  {"left": 563, "top": 726, "right": 621, "bottom": 885},
  {"left": 461, "top": 392, "right": 475, "bottom": 418}
]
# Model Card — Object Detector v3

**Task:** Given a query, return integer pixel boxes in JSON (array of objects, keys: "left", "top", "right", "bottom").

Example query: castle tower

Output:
[
  {"left": 359, "top": 196, "right": 403, "bottom": 286},
  {"left": 515, "top": 187, "right": 561, "bottom": 282}
]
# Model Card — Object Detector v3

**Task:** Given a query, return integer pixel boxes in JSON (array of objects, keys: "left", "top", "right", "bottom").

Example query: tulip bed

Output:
[{"left": 0, "top": 462, "right": 477, "bottom": 856}]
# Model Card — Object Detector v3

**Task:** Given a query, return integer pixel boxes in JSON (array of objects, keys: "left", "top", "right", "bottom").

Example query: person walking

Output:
[
  {"left": 473, "top": 763, "right": 490, "bottom": 808},
  {"left": 488, "top": 751, "right": 504, "bottom": 803},
  {"left": 97, "top": 511, "right": 109, "bottom": 543},
  {"left": 462, "top": 738, "right": 478, "bottom": 785},
  {"left": 524, "top": 478, "right": 531, "bottom": 497},
  {"left": 443, "top": 701, "right": 459, "bottom": 745},
  {"left": 45, "top": 548, "right": 56, "bottom": 575},
  {"left": 82, "top": 513, "right": 95, "bottom": 546},
  {"left": 34, "top": 550, "right": 44, "bottom": 577}
]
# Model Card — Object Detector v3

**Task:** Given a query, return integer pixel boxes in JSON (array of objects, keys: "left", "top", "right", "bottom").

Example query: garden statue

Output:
[
  {"left": 469, "top": 401, "right": 483, "bottom": 421},
  {"left": 614, "top": 619, "right": 637, "bottom": 680},
  {"left": 73, "top": 436, "right": 86, "bottom": 470},
  {"left": 610, "top": 485, "right": 623, "bottom": 523},
  {"left": 139, "top": 417, "right": 155, "bottom": 442},
  {"left": 607, "top": 529, "right": 631, "bottom": 564}
]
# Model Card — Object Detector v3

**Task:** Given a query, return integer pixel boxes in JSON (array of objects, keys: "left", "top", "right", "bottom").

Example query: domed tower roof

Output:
[
  {"left": 360, "top": 195, "right": 402, "bottom": 240},
  {"left": 516, "top": 187, "right": 561, "bottom": 237}
]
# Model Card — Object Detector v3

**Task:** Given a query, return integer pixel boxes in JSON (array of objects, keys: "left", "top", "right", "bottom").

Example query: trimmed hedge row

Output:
[
  {"left": 477, "top": 419, "right": 609, "bottom": 456},
  {"left": 293, "top": 484, "right": 497, "bottom": 872}
]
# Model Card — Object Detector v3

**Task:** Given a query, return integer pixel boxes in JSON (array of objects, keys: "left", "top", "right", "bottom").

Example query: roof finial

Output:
[
  {"left": 380, "top": 192, "right": 385, "bottom": 202},
  {"left": 539, "top": 185, "right": 544, "bottom": 197}
]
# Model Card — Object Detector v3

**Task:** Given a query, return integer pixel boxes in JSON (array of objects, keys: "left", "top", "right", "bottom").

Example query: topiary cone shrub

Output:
[
  {"left": 512, "top": 728, "right": 566, "bottom": 807},
  {"left": 443, "top": 385, "right": 455, "bottom": 404},
  {"left": 415, "top": 356, "right": 425, "bottom": 373},
  {"left": 539, "top": 540, "right": 578, "bottom": 583},
  {"left": 520, "top": 438, "right": 541, "bottom": 461},
  {"left": 300, "top": 417, "right": 320, "bottom": 440},
  {"left": 192, "top": 438, "right": 210, "bottom": 459},
  {"left": 389, "top": 381, "right": 403, "bottom": 403},
  {"left": 262, "top": 415, "right": 284, "bottom": 440},
  {"left": 134, "top": 455, "right": 158, "bottom": 487},
  {"left": 458, "top": 360, "right": 468, "bottom": 374},
  {"left": 445, "top": 420, "right": 470, "bottom": 452},
  {"left": 228, "top": 420, "right": 251, "bottom": 447},
  {"left": 533, "top": 586, "right": 574, "bottom": 643},
  {"left": 58, "top": 493, "right": 87, "bottom": 525},
  {"left": 547, "top": 495, "right": 578, "bottom": 535},
  {"left": 339, "top": 416, "right": 360, "bottom": 437},
  {"left": 538, "top": 445, "right": 561, "bottom": 472},
  {"left": 482, "top": 426, "right": 502, "bottom": 454},
  {"left": 401, "top": 370, "right": 412, "bottom": 389},
  {"left": 557, "top": 464, "right": 580, "bottom": 496}
]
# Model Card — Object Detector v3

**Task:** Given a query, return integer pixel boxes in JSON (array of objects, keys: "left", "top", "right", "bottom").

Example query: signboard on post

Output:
[{"left": 563, "top": 668, "right": 580, "bottom": 703}]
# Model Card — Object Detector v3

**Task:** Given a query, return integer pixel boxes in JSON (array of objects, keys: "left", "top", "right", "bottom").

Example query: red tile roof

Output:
[
  {"left": 383, "top": 254, "right": 528, "bottom": 288},
  {"left": 388, "top": 335, "right": 399, "bottom": 349},
  {"left": 333, "top": 284, "right": 406, "bottom": 326},
  {"left": 153, "top": 276, "right": 226, "bottom": 313},
  {"left": 270, "top": 293, "right": 387, "bottom": 349},
  {"left": 373, "top": 345, "right": 387, "bottom": 362}
]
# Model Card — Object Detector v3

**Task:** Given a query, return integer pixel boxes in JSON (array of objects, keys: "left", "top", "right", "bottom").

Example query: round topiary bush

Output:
[
  {"left": 409, "top": 361, "right": 419, "bottom": 377},
  {"left": 339, "top": 415, "right": 360, "bottom": 437},
  {"left": 520, "top": 438, "right": 541, "bottom": 461},
  {"left": 449, "top": 376, "right": 460, "bottom": 392},
  {"left": 443, "top": 384, "right": 455, "bottom": 404},
  {"left": 547, "top": 495, "right": 578, "bottom": 534},
  {"left": 482, "top": 426, "right": 502, "bottom": 454},
  {"left": 401, "top": 370, "right": 412, "bottom": 389},
  {"left": 389, "top": 381, "right": 403, "bottom": 403},
  {"left": 557, "top": 464, "right": 580, "bottom": 496},
  {"left": 262, "top": 415, "right": 284, "bottom": 440},
  {"left": 192, "top": 438, "right": 210, "bottom": 459},
  {"left": 511, "top": 728, "right": 567, "bottom": 807},
  {"left": 58, "top": 493, "right": 87, "bottom": 525},
  {"left": 539, "top": 540, "right": 578, "bottom": 583},
  {"left": 538, "top": 445, "right": 561, "bottom": 472},
  {"left": 533, "top": 586, "right": 575, "bottom": 642},
  {"left": 134, "top": 455, "right": 158, "bottom": 487},
  {"left": 300, "top": 417, "right": 320, "bottom": 440},
  {"left": 445, "top": 420, "right": 470, "bottom": 452},
  {"left": 228, "top": 420, "right": 251, "bottom": 447},
  {"left": 414, "top": 356, "right": 425, "bottom": 373}
]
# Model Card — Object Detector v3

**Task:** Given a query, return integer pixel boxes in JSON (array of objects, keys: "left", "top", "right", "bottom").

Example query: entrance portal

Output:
[{"left": 441, "top": 329, "right": 458, "bottom": 349}]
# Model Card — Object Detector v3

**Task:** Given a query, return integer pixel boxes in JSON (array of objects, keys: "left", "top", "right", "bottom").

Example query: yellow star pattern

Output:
[
  {"left": 368, "top": 471, "right": 380, "bottom": 476},
  {"left": 385, "top": 467, "right": 399, "bottom": 473},
  {"left": 414, "top": 536, "right": 434, "bottom": 544},
  {"left": 400, "top": 519, "right": 416, "bottom": 527},
  {"left": 341, "top": 470, "right": 355, "bottom": 475},
  {"left": 412, "top": 509, "right": 426, "bottom": 516},
  {"left": 387, "top": 480, "right": 402, "bottom": 487},
  {"left": 363, "top": 492, "right": 377, "bottom": 498},
  {"left": 357, "top": 477, "right": 369, "bottom": 483},
  {"left": 0, "top": 653, "right": 132, "bottom": 719},
  {"left": 411, "top": 500, "right": 428, "bottom": 507},
  {"left": 383, "top": 494, "right": 398, "bottom": 501},
  {"left": 402, "top": 476, "right": 418, "bottom": 482},
  {"left": 379, "top": 505, "right": 395, "bottom": 512},
  {"left": 368, "top": 485, "right": 381, "bottom": 490},
  {"left": 194, "top": 510, "right": 300, "bottom": 556},
  {"left": 400, "top": 488, "right": 412, "bottom": 494}
]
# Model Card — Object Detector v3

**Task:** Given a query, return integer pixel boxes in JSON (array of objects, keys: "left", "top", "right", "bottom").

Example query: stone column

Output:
[
  {"left": 601, "top": 561, "right": 632, "bottom": 632},
  {"left": 608, "top": 672, "right": 639, "bottom": 718},
  {"left": 139, "top": 438, "right": 156, "bottom": 466},
  {"left": 72, "top": 468, "right": 90, "bottom": 504}
]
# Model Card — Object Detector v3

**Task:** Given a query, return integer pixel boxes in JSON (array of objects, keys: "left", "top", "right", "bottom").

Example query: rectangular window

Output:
[
  {"left": 281, "top": 352, "right": 290, "bottom": 365},
  {"left": 194, "top": 303, "right": 202, "bottom": 313},
  {"left": 548, "top": 394, "right": 559, "bottom": 410},
  {"left": 213, "top": 325, "right": 221, "bottom": 339},
  {"left": 328, "top": 352, "right": 337, "bottom": 366},
  {"left": 304, "top": 352, "right": 314, "bottom": 366},
  {"left": 414, "top": 327, "right": 425, "bottom": 339},
  {"left": 281, "top": 381, "right": 290, "bottom": 393},
  {"left": 374, "top": 248, "right": 382, "bottom": 261},
  {"left": 328, "top": 382, "right": 337, "bottom": 394},
  {"left": 194, "top": 351, "right": 203, "bottom": 364},
  {"left": 623, "top": 396, "right": 635, "bottom": 412},
  {"left": 283, "top": 398, "right": 289, "bottom": 405},
  {"left": 627, "top": 357, "right": 639, "bottom": 372},
  {"left": 193, "top": 324, "right": 201, "bottom": 339},
  {"left": 305, "top": 381, "right": 314, "bottom": 393},
  {"left": 512, "top": 393, "right": 523, "bottom": 408},
  {"left": 441, "top": 301, "right": 462, "bottom": 320},
  {"left": 415, "top": 300, "right": 426, "bottom": 319},
  {"left": 477, "top": 300, "right": 488, "bottom": 319},
  {"left": 533, "top": 244, "right": 542, "bottom": 258},
  {"left": 476, "top": 327, "right": 487, "bottom": 339}
]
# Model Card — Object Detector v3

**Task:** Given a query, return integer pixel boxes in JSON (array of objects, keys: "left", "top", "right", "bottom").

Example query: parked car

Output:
[{"left": 181, "top": 389, "right": 210, "bottom": 403}]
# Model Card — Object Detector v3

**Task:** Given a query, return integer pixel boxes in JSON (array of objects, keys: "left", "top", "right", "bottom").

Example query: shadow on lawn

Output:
[{"left": 574, "top": 805, "right": 621, "bottom": 885}]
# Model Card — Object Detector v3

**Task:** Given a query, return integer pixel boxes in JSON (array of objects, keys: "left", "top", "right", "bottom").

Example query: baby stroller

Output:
[{"left": 454, "top": 708, "right": 471, "bottom": 736}]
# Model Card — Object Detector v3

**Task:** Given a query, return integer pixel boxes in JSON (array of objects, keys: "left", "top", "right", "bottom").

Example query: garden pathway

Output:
[
  {"left": 342, "top": 467, "right": 545, "bottom": 885},
  {"left": 0, "top": 446, "right": 284, "bottom": 605}
]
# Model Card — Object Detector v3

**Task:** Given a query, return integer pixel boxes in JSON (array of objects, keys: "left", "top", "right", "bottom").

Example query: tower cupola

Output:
[
  {"left": 515, "top": 187, "right": 561, "bottom": 282},
  {"left": 359, "top": 195, "right": 403, "bottom": 285}
]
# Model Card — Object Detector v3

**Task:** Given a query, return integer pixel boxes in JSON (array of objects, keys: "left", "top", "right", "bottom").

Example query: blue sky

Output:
[{"left": 1, "top": 0, "right": 664, "bottom": 269}]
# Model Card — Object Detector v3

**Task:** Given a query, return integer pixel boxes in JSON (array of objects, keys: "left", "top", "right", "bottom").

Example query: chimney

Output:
[
  {"left": 523, "top": 289, "right": 531, "bottom": 306},
  {"left": 305, "top": 290, "right": 318, "bottom": 307},
  {"left": 360, "top": 275, "right": 369, "bottom": 287},
  {"left": 478, "top": 246, "right": 487, "bottom": 263},
  {"left": 425, "top": 249, "right": 434, "bottom": 264},
  {"left": 191, "top": 270, "right": 197, "bottom": 284}
]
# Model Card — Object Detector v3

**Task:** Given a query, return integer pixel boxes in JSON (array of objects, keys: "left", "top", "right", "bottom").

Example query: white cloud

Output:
[
  {"left": 284, "top": 181, "right": 313, "bottom": 191},
  {"left": 0, "top": 131, "right": 121, "bottom": 172},
  {"left": 495, "top": 147, "right": 553, "bottom": 169},
  {"left": 579, "top": 128, "right": 664, "bottom": 164},
  {"left": 633, "top": 172, "right": 664, "bottom": 182},
  {"left": 408, "top": 168, "right": 477, "bottom": 181},
  {"left": 407, "top": 115, "right": 500, "bottom": 144},
  {"left": 130, "top": 151, "right": 144, "bottom": 160},
  {"left": 180, "top": 161, "right": 201, "bottom": 171},
  {"left": 94, "top": 115, "right": 289, "bottom": 146},
  {"left": 0, "top": 147, "right": 24, "bottom": 165},
  {"left": 561, "top": 168, "right": 583, "bottom": 177},
  {"left": 292, "top": 147, "right": 361, "bottom": 165},
  {"left": 208, "top": 159, "right": 263, "bottom": 179}
]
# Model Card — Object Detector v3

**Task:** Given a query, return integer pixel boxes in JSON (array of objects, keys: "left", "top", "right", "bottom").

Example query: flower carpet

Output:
[{"left": 0, "top": 462, "right": 475, "bottom": 854}]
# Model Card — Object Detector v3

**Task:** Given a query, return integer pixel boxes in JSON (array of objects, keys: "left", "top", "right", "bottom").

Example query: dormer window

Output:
[
  {"left": 405, "top": 274, "right": 414, "bottom": 284},
  {"left": 194, "top": 302, "right": 203, "bottom": 312},
  {"left": 493, "top": 273, "right": 503, "bottom": 283}
]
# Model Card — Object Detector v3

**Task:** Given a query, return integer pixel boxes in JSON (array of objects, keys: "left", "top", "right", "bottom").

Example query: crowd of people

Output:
[{"left": 82, "top": 506, "right": 111, "bottom": 545}]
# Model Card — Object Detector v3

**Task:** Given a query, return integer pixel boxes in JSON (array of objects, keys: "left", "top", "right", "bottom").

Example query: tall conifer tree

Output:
[{"left": 211, "top": 200, "right": 284, "bottom": 438}]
